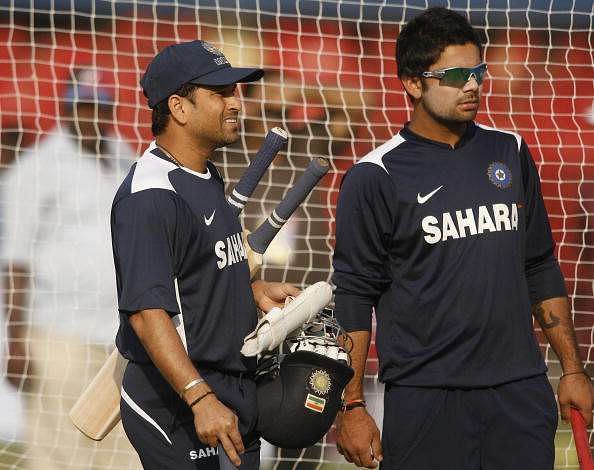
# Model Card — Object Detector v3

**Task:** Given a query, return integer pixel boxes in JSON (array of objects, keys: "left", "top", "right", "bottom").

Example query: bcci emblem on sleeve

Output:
[{"left": 487, "top": 162, "right": 512, "bottom": 189}]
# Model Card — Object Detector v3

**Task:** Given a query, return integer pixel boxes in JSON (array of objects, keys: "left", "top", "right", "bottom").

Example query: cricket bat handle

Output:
[
  {"left": 247, "top": 157, "right": 329, "bottom": 257},
  {"left": 227, "top": 127, "right": 288, "bottom": 214}
]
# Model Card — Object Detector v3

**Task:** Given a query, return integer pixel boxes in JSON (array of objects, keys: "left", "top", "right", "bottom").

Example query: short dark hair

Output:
[
  {"left": 151, "top": 82, "right": 199, "bottom": 136},
  {"left": 396, "top": 7, "right": 482, "bottom": 79}
]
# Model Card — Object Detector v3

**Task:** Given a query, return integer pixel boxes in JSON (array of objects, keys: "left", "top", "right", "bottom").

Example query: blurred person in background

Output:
[
  {"left": 1, "top": 68, "right": 141, "bottom": 469},
  {"left": 0, "top": 125, "right": 25, "bottom": 463}
]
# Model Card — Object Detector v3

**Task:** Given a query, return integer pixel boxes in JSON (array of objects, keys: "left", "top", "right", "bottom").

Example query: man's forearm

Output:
[
  {"left": 532, "top": 296, "right": 584, "bottom": 373},
  {"left": 3, "top": 263, "right": 32, "bottom": 388},
  {"left": 129, "top": 309, "right": 209, "bottom": 401},
  {"left": 4, "top": 263, "right": 29, "bottom": 340},
  {"left": 341, "top": 330, "right": 371, "bottom": 401}
]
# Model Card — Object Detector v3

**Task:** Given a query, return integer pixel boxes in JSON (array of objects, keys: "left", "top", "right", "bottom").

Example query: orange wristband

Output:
[{"left": 341, "top": 399, "right": 366, "bottom": 412}]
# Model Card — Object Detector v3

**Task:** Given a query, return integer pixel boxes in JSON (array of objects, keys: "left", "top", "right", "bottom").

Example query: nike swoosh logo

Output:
[
  {"left": 204, "top": 210, "right": 216, "bottom": 226},
  {"left": 417, "top": 185, "right": 444, "bottom": 204}
]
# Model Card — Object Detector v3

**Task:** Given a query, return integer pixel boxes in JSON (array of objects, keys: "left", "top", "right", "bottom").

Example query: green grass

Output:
[
  {"left": 0, "top": 441, "right": 26, "bottom": 469},
  {"left": 555, "top": 422, "right": 580, "bottom": 469}
]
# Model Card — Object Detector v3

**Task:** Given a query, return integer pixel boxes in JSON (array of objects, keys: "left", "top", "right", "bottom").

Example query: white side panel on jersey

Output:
[
  {"left": 172, "top": 278, "right": 188, "bottom": 352},
  {"left": 131, "top": 142, "right": 177, "bottom": 194},
  {"left": 477, "top": 123, "right": 522, "bottom": 152},
  {"left": 121, "top": 388, "right": 173, "bottom": 445},
  {"left": 356, "top": 133, "right": 406, "bottom": 173}
]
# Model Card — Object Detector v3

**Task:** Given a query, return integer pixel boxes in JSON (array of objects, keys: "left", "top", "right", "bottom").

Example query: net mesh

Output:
[{"left": 0, "top": 1, "right": 592, "bottom": 469}]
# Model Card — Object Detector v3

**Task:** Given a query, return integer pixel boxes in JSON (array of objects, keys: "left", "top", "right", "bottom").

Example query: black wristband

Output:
[
  {"left": 188, "top": 391, "right": 214, "bottom": 409},
  {"left": 560, "top": 371, "right": 588, "bottom": 380}
]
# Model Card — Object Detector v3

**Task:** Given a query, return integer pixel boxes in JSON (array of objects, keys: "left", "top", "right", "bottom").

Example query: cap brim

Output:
[{"left": 190, "top": 67, "right": 264, "bottom": 86}]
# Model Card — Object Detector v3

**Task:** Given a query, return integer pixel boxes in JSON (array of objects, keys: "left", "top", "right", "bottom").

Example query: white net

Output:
[{"left": 0, "top": 1, "right": 592, "bottom": 469}]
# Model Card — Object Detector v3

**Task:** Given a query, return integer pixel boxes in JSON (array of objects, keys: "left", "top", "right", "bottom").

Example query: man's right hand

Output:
[
  {"left": 192, "top": 394, "right": 245, "bottom": 467},
  {"left": 336, "top": 407, "right": 383, "bottom": 468}
]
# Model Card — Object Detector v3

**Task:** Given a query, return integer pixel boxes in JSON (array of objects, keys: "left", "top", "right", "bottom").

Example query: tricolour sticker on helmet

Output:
[
  {"left": 304, "top": 393, "right": 326, "bottom": 413},
  {"left": 309, "top": 369, "right": 332, "bottom": 395}
]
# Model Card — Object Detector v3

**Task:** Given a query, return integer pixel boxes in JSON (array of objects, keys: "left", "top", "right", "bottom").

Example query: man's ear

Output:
[
  {"left": 401, "top": 76, "right": 423, "bottom": 101},
  {"left": 168, "top": 94, "right": 188, "bottom": 125}
]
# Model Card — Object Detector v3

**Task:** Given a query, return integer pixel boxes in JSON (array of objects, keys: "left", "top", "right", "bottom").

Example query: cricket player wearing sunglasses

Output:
[{"left": 333, "top": 7, "right": 592, "bottom": 470}]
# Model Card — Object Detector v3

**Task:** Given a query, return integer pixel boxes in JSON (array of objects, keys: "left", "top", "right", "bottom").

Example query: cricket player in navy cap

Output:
[
  {"left": 332, "top": 8, "right": 593, "bottom": 470},
  {"left": 111, "top": 40, "right": 299, "bottom": 469}
]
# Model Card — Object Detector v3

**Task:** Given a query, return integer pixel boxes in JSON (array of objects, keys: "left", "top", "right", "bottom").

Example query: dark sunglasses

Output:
[{"left": 421, "top": 63, "right": 487, "bottom": 87}]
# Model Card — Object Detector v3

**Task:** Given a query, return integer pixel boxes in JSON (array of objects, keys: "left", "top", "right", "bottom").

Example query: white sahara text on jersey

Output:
[
  {"left": 189, "top": 446, "right": 218, "bottom": 460},
  {"left": 215, "top": 232, "right": 247, "bottom": 269},
  {"left": 422, "top": 203, "right": 519, "bottom": 245}
]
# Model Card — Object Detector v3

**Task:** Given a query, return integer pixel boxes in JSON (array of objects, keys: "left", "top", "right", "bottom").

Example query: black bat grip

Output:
[
  {"left": 227, "top": 127, "right": 288, "bottom": 215},
  {"left": 247, "top": 157, "right": 329, "bottom": 254}
]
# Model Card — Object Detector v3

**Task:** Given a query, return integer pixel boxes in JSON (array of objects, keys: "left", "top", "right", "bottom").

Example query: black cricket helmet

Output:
[{"left": 255, "top": 308, "right": 354, "bottom": 449}]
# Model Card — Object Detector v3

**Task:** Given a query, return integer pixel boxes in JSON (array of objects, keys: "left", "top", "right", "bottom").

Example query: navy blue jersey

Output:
[
  {"left": 111, "top": 143, "right": 257, "bottom": 373},
  {"left": 332, "top": 122, "right": 567, "bottom": 388}
]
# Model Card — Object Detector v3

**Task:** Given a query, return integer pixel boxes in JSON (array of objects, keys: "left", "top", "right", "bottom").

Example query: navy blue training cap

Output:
[{"left": 140, "top": 40, "right": 264, "bottom": 108}]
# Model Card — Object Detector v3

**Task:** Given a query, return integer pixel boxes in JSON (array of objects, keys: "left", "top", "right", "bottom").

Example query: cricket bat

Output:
[{"left": 69, "top": 130, "right": 285, "bottom": 441}]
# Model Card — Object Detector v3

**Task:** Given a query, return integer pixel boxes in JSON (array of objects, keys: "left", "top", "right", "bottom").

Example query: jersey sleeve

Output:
[
  {"left": 332, "top": 163, "right": 396, "bottom": 332},
  {"left": 520, "top": 141, "right": 567, "bottom": 304},
  {"left": 111, "top": 190, "right": 180, "bottom": 317}
]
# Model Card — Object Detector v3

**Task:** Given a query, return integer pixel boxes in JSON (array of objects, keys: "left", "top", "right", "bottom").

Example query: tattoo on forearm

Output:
[
  {"left": 531, "top": 298, "right": 583, "bottom": 371},
  {"left": 532, "top": 303, "right": 561, "bottom": 329}
]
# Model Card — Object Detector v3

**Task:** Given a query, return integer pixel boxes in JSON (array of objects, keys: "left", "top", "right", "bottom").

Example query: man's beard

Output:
[
  {"left": 424, "top": 96, "right": 479, "bottom": 126},
  {"left": 216, "top": 130, "right": 240, "bottom": 148}
]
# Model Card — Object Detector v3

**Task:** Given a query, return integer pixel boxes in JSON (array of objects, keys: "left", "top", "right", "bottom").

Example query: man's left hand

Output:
[
  {"left": 251, "top": 280, "right": 300, "bottom": 312},
  {"left": 557, "top": 372, "right": 594, "bottom": 426}
]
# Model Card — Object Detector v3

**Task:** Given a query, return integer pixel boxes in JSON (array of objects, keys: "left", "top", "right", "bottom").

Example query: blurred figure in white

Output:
[{"left": 1, "top": 68, "right": 141, "bottom": 469}]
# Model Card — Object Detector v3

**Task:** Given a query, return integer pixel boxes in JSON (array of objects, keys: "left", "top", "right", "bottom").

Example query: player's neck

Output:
[
  {"left": 156, "top": 133, "right": 210, "bottom": 173},
  {"left": 408, "top": 108, "right": 468, "bottom": 148}
]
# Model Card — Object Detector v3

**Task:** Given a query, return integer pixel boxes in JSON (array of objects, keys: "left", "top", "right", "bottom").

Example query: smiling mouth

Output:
[{"left": 459, "top": 101, "right": 479, "bottom": 111}]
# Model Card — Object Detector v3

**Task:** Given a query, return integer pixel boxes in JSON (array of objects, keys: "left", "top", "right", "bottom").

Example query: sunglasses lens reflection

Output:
[{"left": 442, "top": 65, "right": 486, "bottom": 86}]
